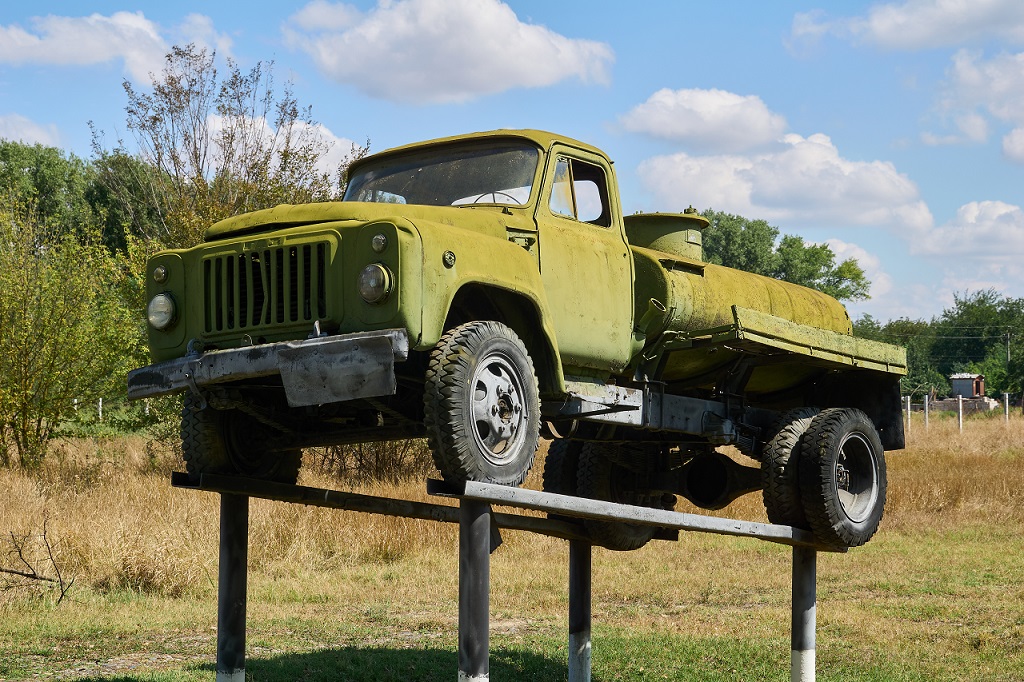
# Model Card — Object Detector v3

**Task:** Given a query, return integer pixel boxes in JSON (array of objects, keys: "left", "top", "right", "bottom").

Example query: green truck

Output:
[{"left": 128, "top": 129, "right": 906, "bottom": 550}]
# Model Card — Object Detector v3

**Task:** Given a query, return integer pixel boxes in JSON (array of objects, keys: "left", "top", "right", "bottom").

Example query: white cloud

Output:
[
  {"left": 204, "top": 114, "right": 358, "bottom": 179},
  {"left": 923, "top": 49, "right": 1024, "bottom": 150},
  {"left": 296, "top": 121, "right": 360, "bottom": 176},
  {"left": 284, "top": 0, "right": 614, "bottom": 104},
  {"left": 0, "top": 12, "right": 229, "bottom": 82},
  {"left": 174, "top": 14, "right": 234, "bottom": 60},
  {"left": 912, "top": 201, "right": 1024, "bottom": 257},
  {"left": 1003, "top": 127, "right": 1024, "bottom": 162},
  {"left": 944, "top": 50, "right": 1024, "bottom": 123},
  {"left": 637, "top": 133, "right": 932, "bottom": 231},
  {"left": 620, "top": 88, "right": 787, "bottom": 153},
  {"left": 790, "top": 0, "right": 1024, "bottom": 51},
  {"left": 826, "top": 239, "right": 893, "bottom": 300},
  {"left": 921, "top": 112, "right": 989, "bottom": 146},
  {"left": 0, "top": 114, "right": 60, "bottom": 146}
]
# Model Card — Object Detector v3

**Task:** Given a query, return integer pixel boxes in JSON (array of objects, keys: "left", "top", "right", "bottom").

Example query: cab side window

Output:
[{"left": 549, "top": 156, "right": 611, "bottom": 227}]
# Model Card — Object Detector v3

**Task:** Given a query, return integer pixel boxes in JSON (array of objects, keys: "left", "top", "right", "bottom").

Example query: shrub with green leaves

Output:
[{"left": 0, "top": 196, "right": 142, "bottom": 468}]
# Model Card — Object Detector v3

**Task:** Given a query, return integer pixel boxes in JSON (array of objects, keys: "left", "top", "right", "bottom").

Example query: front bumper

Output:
[{"left": 127, "top": 329, "right": 409, "bottom": 408}]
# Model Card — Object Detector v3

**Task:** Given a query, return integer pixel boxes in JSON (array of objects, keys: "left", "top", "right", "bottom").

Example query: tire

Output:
[
  {"left": 761, "top": 407, "right": 820, "bottom": 528},
  {"left": 424, "top": 321, "right": 541, "bottom": 486},
  {"left": 798, "top": 408, "right": 887, "bottom": 549},
  {"left": 576, "top": 442, "right": 657, "bottom": 552},
  {"left": 542, "top": 438, "right": 582, "bottom": 496},
  {"left": 180, "top": 393, "right": 302, "bottom": 484}
]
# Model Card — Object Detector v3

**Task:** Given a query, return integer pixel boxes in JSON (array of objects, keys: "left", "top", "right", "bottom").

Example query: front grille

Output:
[{"left": 203, "top": 243, "right": 328, "bottom": 333}]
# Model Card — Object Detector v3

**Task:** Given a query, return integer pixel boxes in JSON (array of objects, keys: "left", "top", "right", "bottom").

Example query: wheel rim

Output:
[
  {"left": 833, "top": 432, "right": 879, "bottom": 524},
  {"left": 470, "top": 351, "right": 528, "bottom": 465}
]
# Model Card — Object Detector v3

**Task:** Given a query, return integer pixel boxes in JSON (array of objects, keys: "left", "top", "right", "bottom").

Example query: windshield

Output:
[{"left": 343, "top": 142, "right": 540, "bottom": 207}]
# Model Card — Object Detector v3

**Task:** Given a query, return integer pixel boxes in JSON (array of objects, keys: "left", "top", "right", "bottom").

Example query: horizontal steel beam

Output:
[
  {"left": 171, "top": 472, "right": 591, "bottom": 543},
  {"left": 432, "top": 480, "right": 843, "bottom": 552},
  {"left": 172, "top": 473, "right": 838, "bottom": 551}
]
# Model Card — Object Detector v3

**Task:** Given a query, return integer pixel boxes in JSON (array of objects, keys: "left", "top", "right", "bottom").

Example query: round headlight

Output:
[
  {"left": 358, "top": 264, "right": 393, "bottom": 304},
  {"left": 147, "top": 293, "right": 177, "bottom": 330},
  {"left": 153, "top": 265, "right": 168, "bottom": 284}
]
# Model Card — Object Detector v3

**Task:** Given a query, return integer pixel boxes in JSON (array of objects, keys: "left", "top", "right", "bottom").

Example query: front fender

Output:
[{"left": 411, "top": 218, "right": 565, "bottom": 393}]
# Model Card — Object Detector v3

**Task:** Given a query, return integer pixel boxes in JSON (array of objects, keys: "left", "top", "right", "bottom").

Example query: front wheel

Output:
[
  {"left": 542, "top": 438, "right": 583, "bottom": 496},
  {"left": 798, "top": 408, "right": 887, "bottom": 548},
  {"left": 180, "top": 393, "right": 302, "bottom": 484},
  {"left": 577, "top": 442, "right": 663, "bottom": 551},
  {"left": 424, "top": 321, "right": 541, "bottom": 486}
]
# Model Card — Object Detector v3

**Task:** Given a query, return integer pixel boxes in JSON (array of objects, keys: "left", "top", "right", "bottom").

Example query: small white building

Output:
[{"left": 950, "top": 373, "right": 985, "bottom": 398}]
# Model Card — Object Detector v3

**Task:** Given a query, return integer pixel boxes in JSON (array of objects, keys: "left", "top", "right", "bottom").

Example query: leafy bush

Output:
[{"left": 0, "top": 197, "right": 143, "bottom": 468}]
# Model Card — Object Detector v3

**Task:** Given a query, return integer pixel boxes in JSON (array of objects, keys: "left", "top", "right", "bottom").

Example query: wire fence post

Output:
[
  {"left": 957, "top": 395, "right": 964, "bottom": 433},
  {"left": 904, "top": 396, "right": 911, "bottom": 437},
  {"left": 98, "top": 398, "right": 103, "bottom": 422},
  {"left": 1005, "top": 393, "right": 1010, "bottom": 423},
  {"left": 923, "top": 394, "right": 929, "bottom": 429}
]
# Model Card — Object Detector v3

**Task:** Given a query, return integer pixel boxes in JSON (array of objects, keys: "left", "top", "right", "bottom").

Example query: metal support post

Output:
[
  {"left": 791, "top": 546, "right": 817, "bottom": 682},
  {"left": 568, "top": 540, "right": 592, "bottom": 682},
  {"left": 459, "top": 500, "right": 491, "bottom": 681},
  {"left": 217, "top": 494, "right": 249, "bottom": 682}
]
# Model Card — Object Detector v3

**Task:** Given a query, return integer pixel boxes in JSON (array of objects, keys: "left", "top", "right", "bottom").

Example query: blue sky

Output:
[{"left": 2, "top": 0, "right": 1023, "bottom": 322}]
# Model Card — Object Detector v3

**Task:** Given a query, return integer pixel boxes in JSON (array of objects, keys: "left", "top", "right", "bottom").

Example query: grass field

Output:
[{"left": 2, "top": 414, "right": 1023, "bottom": 681}]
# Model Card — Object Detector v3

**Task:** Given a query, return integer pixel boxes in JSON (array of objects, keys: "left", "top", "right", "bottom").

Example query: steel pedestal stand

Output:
[
  {"left": 190, "top": 474, "right": 826, "bottom": 682},
  {"left": 216, "top": 493, "right": 248, "bottom": 682},
  {"left": 449, "top": 482, "right": 824, "bottom": 682}
]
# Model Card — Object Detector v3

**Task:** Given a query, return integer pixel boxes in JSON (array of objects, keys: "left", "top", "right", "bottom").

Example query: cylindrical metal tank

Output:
[
  {"left": 627, "top": 209, "right": 852, "bottom": 339},
  {"left": 624, "top": 210, "right": 706, "bottom": 262},
  {"left": 662, "top": 262, "right": 853, "bottom": 336}
]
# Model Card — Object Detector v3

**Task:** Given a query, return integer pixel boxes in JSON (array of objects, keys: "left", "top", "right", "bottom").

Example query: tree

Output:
[
  {"left": 0, "top": 196, "right": 141, "bottom": 468},
  {"left": 96, "top": 44, "right": 368, "bottom": 249},
  {"left": 930, "top": 290, "right": 1024, "bottom": 396},
  {"left": 701, "top": 209, "right": 870, "bottom": 302},
  {"left": 701, "top": 210, "right": 778, "bottom": 276},
  {"left": 775, "top": 234, "right": 870, "bottom": 302},
  {"left": 85, "top": 148, "right": 167, "bottom": 253},
  {"left": 0, "top": 140, "right": 97, "bottom": 241}
]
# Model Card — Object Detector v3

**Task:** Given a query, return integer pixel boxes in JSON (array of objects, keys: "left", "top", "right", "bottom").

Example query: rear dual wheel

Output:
[
  {"left": 798, "top": 408, "right": 887, "bottom": 549},
  {"left": 761, "top": 407, "right": 819, "bottom": 527},
  {"left": 762, "top": 406, "right": 886, "bottom": 548}
]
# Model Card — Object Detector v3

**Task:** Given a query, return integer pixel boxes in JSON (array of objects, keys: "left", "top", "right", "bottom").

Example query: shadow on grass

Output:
[
  {"left": 247, "top": 646, "right": 568, "bottom": 681},
  {"left": 71, "top": 645, "right": 572, "bottom": 682}
]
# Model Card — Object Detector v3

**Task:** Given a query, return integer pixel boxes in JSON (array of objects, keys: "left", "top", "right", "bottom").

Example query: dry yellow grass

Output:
[
  {"left": 2, "top": 417, "right": 1023, "bottom": 679},
  {"left": 2, "top": 415, "right": 1021, "bottom": 600}
]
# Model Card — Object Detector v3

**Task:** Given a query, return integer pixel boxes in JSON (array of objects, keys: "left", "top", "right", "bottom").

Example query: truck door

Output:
[{"left": 536, "top": 149, "right": 634, "bottom": 373}]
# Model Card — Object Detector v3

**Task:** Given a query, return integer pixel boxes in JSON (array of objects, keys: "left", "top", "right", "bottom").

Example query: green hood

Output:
[{"left": 205, "top": 201, "right": 524, "bottom": 241}]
